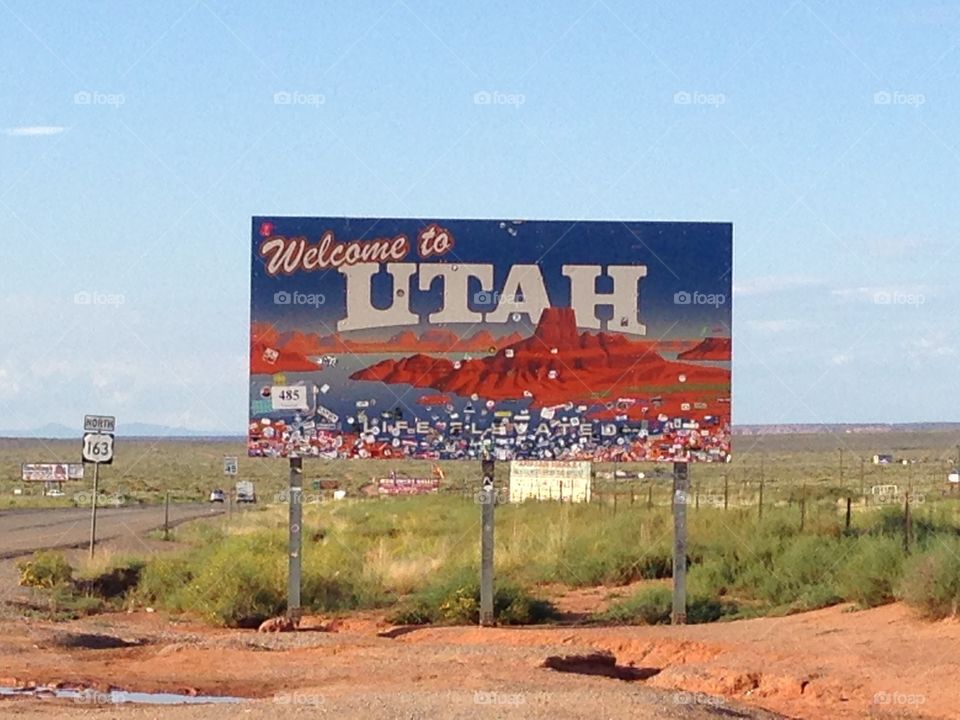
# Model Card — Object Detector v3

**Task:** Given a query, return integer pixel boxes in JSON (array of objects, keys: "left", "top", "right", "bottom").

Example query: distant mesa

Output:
[
  {"left": 678, "top": 337, "right": 731, "bottom": 361},
  {"left": 278, "top": 327, "right": 527, "bottom": 355},
  {"left": 251, "top": 323, "right": 320, "bottom": 374},
  {"left": 278, "top": 331, "right": 325, "bottom": 357},
  {"left": 350, "top": 307, "right": 731, "bottom": 413}
]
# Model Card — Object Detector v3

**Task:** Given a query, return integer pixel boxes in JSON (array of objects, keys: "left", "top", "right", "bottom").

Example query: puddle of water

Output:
[{"left": 0, "top": 686, "right": 246, "bottom": 705}]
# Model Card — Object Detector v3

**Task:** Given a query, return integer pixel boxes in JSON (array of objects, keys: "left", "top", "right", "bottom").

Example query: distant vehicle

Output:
[
  {"left": 209, "top": 488, "right": 225, "bottom": 503},
  {"left": 235, "top": 481, "right": 257, "bottom": 504},
  {"left": 45, "top": 489, "right": 65, "bottom": 497}
]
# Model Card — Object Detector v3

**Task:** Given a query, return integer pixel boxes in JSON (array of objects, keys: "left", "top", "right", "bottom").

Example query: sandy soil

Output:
[{"left": 0, "top": 601, "right": 956, "bottom": 720}]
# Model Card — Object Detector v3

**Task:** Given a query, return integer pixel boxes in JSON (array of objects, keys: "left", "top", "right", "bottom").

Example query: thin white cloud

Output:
[
  {"left": 904, "top": 332, "right": 957, "bottom": 360},
  {"left": 5, "top": 126, "right": 66, "bottom": 137},
  {"left": 744, "top": 319, "right": 814, "bottom": 334},
  {"left": 733, "top": 275, "right": 823, "bottom": 297},
  {"left": 831, "top": 285, "right": 932, "bottom": 304},
  {"left": 0, "top": 368, "right": 20, "bottom": 400}
]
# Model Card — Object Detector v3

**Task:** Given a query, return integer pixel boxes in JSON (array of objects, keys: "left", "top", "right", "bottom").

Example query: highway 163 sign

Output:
[{"left": 82, "top": 433, "right": 115, "bottom": 464}]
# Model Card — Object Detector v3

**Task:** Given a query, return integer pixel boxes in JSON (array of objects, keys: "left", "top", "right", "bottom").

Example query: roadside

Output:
[{"left": 0, "top": 602, "right": 955, "bottom": 719}]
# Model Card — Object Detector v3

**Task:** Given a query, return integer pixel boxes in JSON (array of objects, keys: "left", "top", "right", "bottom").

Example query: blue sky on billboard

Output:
[{"left": 0, "top": 1, "right": 957, "bottom": 431}]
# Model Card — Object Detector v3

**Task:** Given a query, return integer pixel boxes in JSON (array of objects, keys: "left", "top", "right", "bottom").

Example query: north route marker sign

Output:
[{"left": 248, "top": 217, "right": 732, "bottom": 462}]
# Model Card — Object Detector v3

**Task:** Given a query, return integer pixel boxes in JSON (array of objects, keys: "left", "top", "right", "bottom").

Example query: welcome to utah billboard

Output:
[{"left": 249, "top": 218, "right": 731, "bottom": 462}]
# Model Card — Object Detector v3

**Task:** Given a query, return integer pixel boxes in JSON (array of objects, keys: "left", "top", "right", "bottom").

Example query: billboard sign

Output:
[
  {"left": 22, "top": 463, "right": 85, "bottom": 482},
  {"left": 377, "top": 476, "right": 442, "bottom": 496},
  {"left": 249, "top": 217, "right": 732, "bottom": 462},
  {"left": 509, "top": 460, "right": 592, "bottom": 503}
]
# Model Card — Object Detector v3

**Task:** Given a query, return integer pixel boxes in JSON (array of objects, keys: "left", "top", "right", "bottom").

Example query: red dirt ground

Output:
[{"left": 0, "top": 602, "right": 956, "bottom": 719}]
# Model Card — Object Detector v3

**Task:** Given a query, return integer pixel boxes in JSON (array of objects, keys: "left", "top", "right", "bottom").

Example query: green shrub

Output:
[
  {"left": 600, "top": 587, "right": 672, "bottom": 625},
  {"left": 749, "top": 535, "right": 842, "bottom": 609},
  {"left": 176, "top": 533, "right": 287, "bottom": 627},
  {"left": 836, "top": 537, "right": 904, "bottom": 608},
  {"left": 186, "top": 560, "right": 285, "bottom": 627},
  {"left": 554, "top": 539, "right": 673, "bottom": 587},
  {"left": 77, "top": 561, "right": 145, "bottom": 600},
  {"left": 134, "top": 558, "right": 194, "bottom": 608},
  {"left": 898, "top": 540, "right": 960, "bottom": 619},
  {"left": 390, "top": 572, "right": 556, "bottom": 626},
  {"left": 49, "top": 585, "right": 104, "bottom": 617},
  {"left": 687, "top": 595, "right": 738, "bottom": 624},
  {"left": 17, "top": 551, "right": 73, "bottom": 588},
  {"left": 599, "top": 586, "right": 738, "bottom": 626}
]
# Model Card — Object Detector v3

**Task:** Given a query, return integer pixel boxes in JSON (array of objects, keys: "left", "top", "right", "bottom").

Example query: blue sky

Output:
[{"left": 1, "top": 0, "right": 957, "bottom": 432}]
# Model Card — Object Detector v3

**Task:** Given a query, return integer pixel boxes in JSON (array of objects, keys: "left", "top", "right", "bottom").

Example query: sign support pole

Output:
[
  {"left": 480, "top": 457, "right": 496, "bottom": 627},
  {"left": 672, "top": 460, "right": 689, "bottom": 625},
  {"left": 88, "top": 462, "right": 100, "bottom": 559},
  {"left": 288, "top": 456, "right": 303, "bottom": 624},
  {"left": 164, "top": 491, "right": 171, "bottom": 541}
]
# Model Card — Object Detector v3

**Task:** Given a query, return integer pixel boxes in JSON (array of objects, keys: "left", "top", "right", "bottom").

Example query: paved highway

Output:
[{"left": 0, "top": 504, "right": 224, "bottom": 558}]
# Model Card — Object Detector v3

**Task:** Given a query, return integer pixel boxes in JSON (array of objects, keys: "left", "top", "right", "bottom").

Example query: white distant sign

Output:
[
  {"left": 84, "top": 415, "right": 116, "bottom": 433},
  {"left": 271, "top": 385, "right": 309, "bottom": 411},
  {"left": 82, "top": 433, "right": 115, "bottom": 464},
  {"left": 509, "top": 460, "right": 592, "bottom": 503},
  {"left": 224, "top": 456, "right": 239, "bottom": 476},
  {"left": 949, "top": 472, "right": 960, "bottom": 484}
]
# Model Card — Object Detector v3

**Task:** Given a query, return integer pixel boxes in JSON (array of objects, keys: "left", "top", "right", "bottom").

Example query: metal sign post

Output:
[
  {"left": 82, "top": 415, "right": 116, "bottom": 559},
  {"left": 480, "top": 457, "right": 496, "bottom": 627},
  {"left": 288, "top": 456, "right": 303, "bottom": 624},
  {"left": 88, "top": 463, "right": 100, "bottom": 559},
  {"left": 672, "top": 461, "right": 689, "bottom": 625}
]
